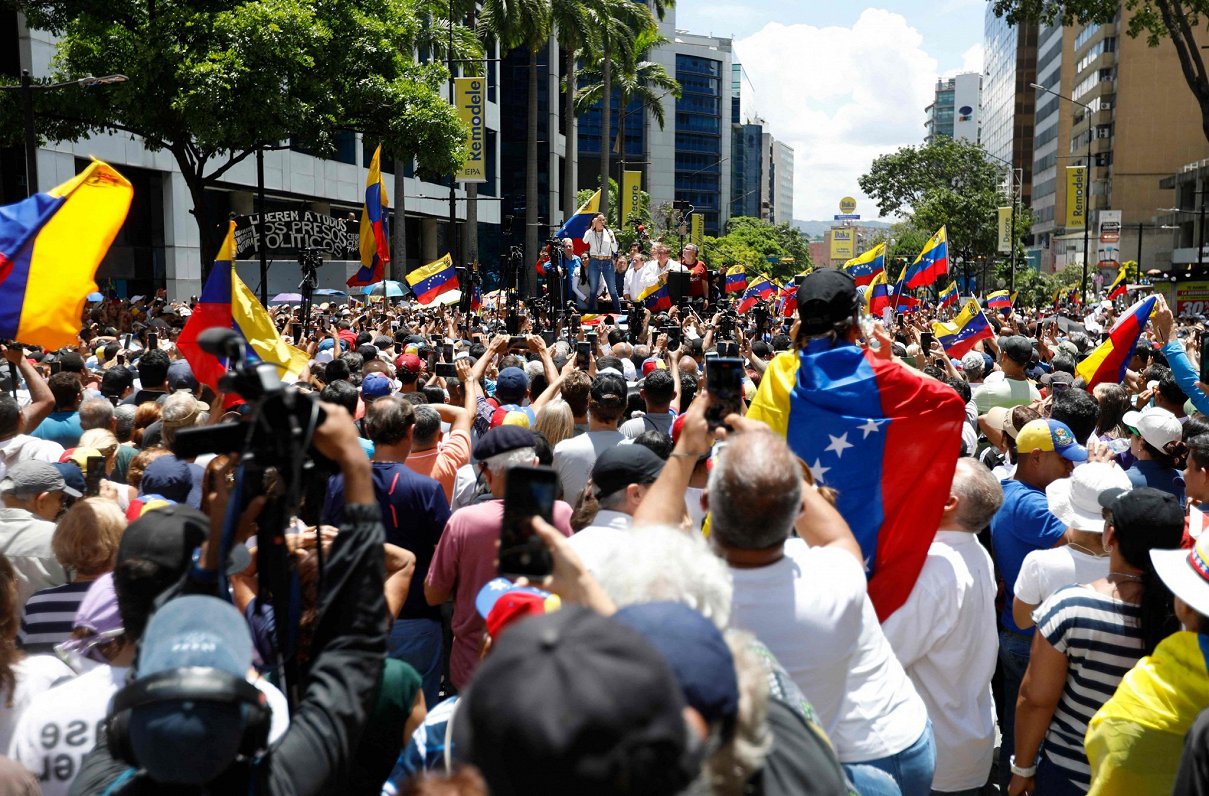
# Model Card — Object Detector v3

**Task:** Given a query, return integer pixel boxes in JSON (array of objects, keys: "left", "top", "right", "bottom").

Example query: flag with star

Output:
[{"left": 747, "top": 343, "right": 967, "bottom": 620}]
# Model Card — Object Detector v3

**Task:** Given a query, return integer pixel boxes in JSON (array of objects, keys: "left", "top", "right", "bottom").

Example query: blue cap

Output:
[
  {"left": 495, "top": 366, "right": 529, "bottom": 403},
  {"left": 139, "top": 455, "right": 195, "bottom": 504},
  {"left": 317, "top": 338, "right": 335, "bottom": 352},
  {"left": 167, "top": 360, "right": 198, "bottom": 392},
  {"left": 128, "top": 596, "right": 261, "bottom": 785},
  {"left": 50, "top": 462, "right": 85, "bottom": 498},
  {"left": 361, "top": 372, "right": 392, "bottom": 400},
  {"left": 613, "top": 602, "right": 738, "bottom": 728}
]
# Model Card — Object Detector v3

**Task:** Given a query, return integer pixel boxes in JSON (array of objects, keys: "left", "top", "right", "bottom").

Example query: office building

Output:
[
  {"left": 772, "top": 139, "right": 794, "bottom": 225},
  {"left": 982, "top": 7, "right": 1037, "bottom": 211},
  {"left": 730, "top": 63, "right": 764, "bottom": 220},
  {"left": 1028, "top": 22, "right": 1075, "bottom": 272},
  {"left": 924, "top": 73, "right": 983, "bottom": 144}
]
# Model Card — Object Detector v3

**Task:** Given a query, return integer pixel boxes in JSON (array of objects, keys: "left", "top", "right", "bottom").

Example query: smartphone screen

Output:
[
  {"left": 85, "top": 455, "right": 105, "bottom": 497},
  {"left": 290, "top": 323, "right": 302, "bottom": 340},
  {"left": 442, "top": 344, "right": 454, "bottom": 362},
  {"left": 499, "top": 466, "right": 558, "bottom": 578},
  {"left": 705, "top": 356, "right": 744, "bottom": 430},
  {"left": 147, "top": 332, "right": 159, "bottom": 351},
  {"left": 435, "top": 362, "right": 458, "bottom": 379},
  {"left": 717, "top": 341, "right": 739, "bottom": 358},
  {"left": 575, "top": 341, "right": 591, "bottom": 370},
  {"left": 920, "top": 332, "right": 934, "bottom": 352},
  {"left": 509, "top": 336, "right": 528, "bottom": 349}
]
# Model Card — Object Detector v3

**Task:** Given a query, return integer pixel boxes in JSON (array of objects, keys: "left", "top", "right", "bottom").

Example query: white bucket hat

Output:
[{"left": 1046, "top": 461, "right": 1132, "bottom": 532}]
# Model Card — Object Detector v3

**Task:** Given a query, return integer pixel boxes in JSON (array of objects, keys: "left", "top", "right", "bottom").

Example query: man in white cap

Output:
[{"left": 1012, "top": 459, "right": 1132, "bottom": 630}]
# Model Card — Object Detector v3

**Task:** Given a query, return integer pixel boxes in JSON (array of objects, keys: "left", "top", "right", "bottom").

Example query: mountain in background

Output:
[{"left": 793, "top": 219, "right": 891, "bottom": 240}]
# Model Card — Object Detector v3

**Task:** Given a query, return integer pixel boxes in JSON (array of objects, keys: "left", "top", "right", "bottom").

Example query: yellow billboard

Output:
[
  {"left": 1065, "top": 165, "right": 1087, "bottom": 229},
  {"left": 830, "top": 228, "right": 854, "bottom": 260},
  {"left": 997, "top": 207, "right": 1012, "bottom": 253},
  {"left": 691, "top": 213, "right": 704, "bottom": 249},
  {"left": 621, "top": 170, "right": 642, "bottom": 226},
  {"left": 454, "top": 77, "right": 486, "bottom": 183}
]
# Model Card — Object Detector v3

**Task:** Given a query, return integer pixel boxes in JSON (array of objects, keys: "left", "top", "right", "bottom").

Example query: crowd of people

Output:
[{"left": 0, "top": 252, "right": 1206, "bottom": 796}]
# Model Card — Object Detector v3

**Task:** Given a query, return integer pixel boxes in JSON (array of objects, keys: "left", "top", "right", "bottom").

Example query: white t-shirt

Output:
[
  {"left": 728, "top": 539, "right": 928, "bottom": 762},
  {"left": 881, "top": 531, "right": 998, "bottom": 791},
  {"left": 1014, "top": 545, "right": 1110, "bottom": 608},
  {"left": 0, "top": 655, "right": 73, "bottom": 754},
  {"left": 8, "top": 663, "right": 290, "bottom": 796},
  {"left": 565, "top": 510, "right": 631, "bottom": 574},
  {"left": 552, "top": 430, "right": 625, "bottom": 502}
]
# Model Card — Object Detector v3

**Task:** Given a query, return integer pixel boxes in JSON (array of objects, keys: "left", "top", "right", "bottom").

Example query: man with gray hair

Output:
[
  {"left": 881, "top": 458, "right": 1004, "bottom": 796},
  {"left": 426, "top": 426, "right": 573, "bottom": 690},
  {"left": 79, "top": 398, "right": 115, "bottom": 433},
  {"left": 113, "top": 403, "right": 137, "bottom": 444}
]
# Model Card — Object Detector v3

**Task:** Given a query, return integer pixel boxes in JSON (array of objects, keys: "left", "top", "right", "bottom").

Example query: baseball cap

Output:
[
  {"left": 0, "top": 460, "right": 79, "bottom": 497},
  {"left": 590, "top": 372, "right": 627, "bottom": 407},
  {"left": 1015, "top": 419, "right": 1088, "bottom": 462},
  {"left": 139, "top": 455, "right": 195, "bottom": 504},
  {"left": 1046, "top": 462, "right": 1132, "bottom": 532},
  {"left": 1041, "top": 371, "right": 1075, "bottom": 388},
  {"left": 1122, "top": 407, "right": 1183, "bottom": 452},
  {"left": 57, "top": 351, "right": 85, "bottom": 373},
  {"left": 999, "top": 335, "right": 1035, "bottom": 365},
  {"left": 494, "top": 367, "right": 529, "bottom": 404},
  {"left": 641, "top": 357, "right": 667, "bottom": 378},
  {"left": 454, "top": 606, "right": 696, "bottom": 794},
  {"left": 614, "top": 602, "right": 738, "bottom": 730},
  {"left": 591, "top": 445, "right": 664, "bottom": 499},
  {"left": 361, "top": 372, "right": 393, "bottom": 401},
  {"left": 1100, "top": 487, "right": 1185, "bottom": 541},
  {"left": 117, "top": 504, "right": 209, "bottom": 575},
  {"left": 473, "top": 426, "right": 536, "bottom": 461},
  {"left": 161, "top": 391, "right": 208, "bottom": 431},
  {"left": 475, "top": 577, "right": 561, "bottom": 640},
  {"left": 128, "top": 595, "right": 262, "bottom": 785},
  {"left": 52, "top": 462, "right": 86, "bottom": 499},
  {"left": 395, "top": 353, "right": 423, "bottom": 374},
  {"left": 167, "top": 360, "right": 199, "bottom": 392},
  {"left": 796, "top": 270, "right": 858, "bottom": 335},
  {"left": 1152, "top": 534, "right": 1209, "bottom": 618}
]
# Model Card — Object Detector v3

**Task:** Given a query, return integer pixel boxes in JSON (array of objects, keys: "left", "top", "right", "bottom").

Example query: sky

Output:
[{"left": 675, "top": 0, "right": 987, "bottom": 223}]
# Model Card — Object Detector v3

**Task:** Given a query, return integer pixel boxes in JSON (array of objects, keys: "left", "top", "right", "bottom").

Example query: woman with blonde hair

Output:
[
  {"left": 19, "top": 498, "right": 127, "bottom": 653},
  {"left": 534, "top": 400, "right": 575, "bottom": 448},
  {"left": 78, "top": 427, "right": 137, "bottom": 484}
]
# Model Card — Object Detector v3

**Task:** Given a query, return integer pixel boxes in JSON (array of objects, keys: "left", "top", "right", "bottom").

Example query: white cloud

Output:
[
  {"left": 734, "top": 9, "right": 943, "bottom": 223},
  {"left": 945, "top": 42, "right": 985, "bottom": 77}
]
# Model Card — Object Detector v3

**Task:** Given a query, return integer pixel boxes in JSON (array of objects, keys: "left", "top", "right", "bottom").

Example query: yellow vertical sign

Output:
[
  {"left": 691, "top": 213, "right": 704, "bottom": 248},
  {"left": 997, "top": 207, "right": 1012, "bottom": 253},
  {"left": 830, "top": 228, "right": 854, "bottom": 260},
  {"left": 454, "top": 77, "right": 486, "bottom": 183},
  {"left": 621, "top": 170, "right": 642, "bottom": 226},
  {"left": 1065, "top": 165, "right": 1087, "bottom": 229}
]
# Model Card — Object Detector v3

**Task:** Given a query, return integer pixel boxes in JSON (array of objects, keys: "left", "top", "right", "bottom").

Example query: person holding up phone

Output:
[
  {"left": 425, "top": 426, "right": 574, "bottom": 692},
  {"left": 1150, "top": 293, "right": 1209, "bottom": 417}
]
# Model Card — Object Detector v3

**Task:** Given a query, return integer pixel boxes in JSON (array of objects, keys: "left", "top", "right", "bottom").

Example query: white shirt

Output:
[
  {"left": 627, "top": 262, "right": 663, "bottom": 298},
  {"left": 728, "top": 539, "right": 928, "bottom": 762},
  {"left": 582, "top": 228, "right": 617, "bottom": 259},
  {"left": 881, "top": 530, "right": 998, "bottom": 791},
  {"left": 8, "top": 663, "right": 290, "bottom": 796},
  {"left": 1014, "top": 544, "right": 1110, "bottom": 608},
  {"left": 566, "top": 510, "right": 631, "bottom": 573},
  {"left": 552, "top": 430, "right": 625, "bottom": 502},
  {"left": 0, "top": 655, "right": 73, "bottom": 754}
]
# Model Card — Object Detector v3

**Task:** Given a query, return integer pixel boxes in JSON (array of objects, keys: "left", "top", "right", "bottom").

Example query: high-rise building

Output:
[
  {"left": 924, "top": 73, "right": 983, "bottom": 144},
  {"left": 982, "top": 8, "right": 1037, "bottom": 211},
  {"left": 730, "top": 63, "right": 763, "bottom": 220},
  {"left": 772, "top": 139, "right": 794, "bottom": 225},
  {"left": 1028, "top": 22, "right": 1076, "bottom": 272}
]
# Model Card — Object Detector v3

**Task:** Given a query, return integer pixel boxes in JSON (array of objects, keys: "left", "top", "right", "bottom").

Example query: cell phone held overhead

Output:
[{"left": 498, "top": 466, "right": 558, "bottom": 579}]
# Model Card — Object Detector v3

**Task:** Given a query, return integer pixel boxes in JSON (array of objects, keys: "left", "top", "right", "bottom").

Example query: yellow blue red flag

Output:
[
  {"left": 348, "top": 144, "right": 391, "bottom": 287},
  {"left": 902, "top": 226, "right": 948, "bottom": 289},
  {"left": 1076, "top": 296, "right": 1157, "bottom": 388},
  {"left": 406, "top": 254, "right": 459, "bottom": 305},
  {"left": 938, "top": 281, "right": 959, "bottom": 309},
  {"left": 843, "top": 243, "right": 885, "bottom": 287},
  {"left": 725, "top": 264, "right": 747, "bottom": 293},
  {"left": 554, "top": 190, "right": 600, "bottom": 257},
  {"left": 637, "top": 276, "right": 672, "bottom": 311},
  {"left": 932, "top": 298, "right": 994, "bottom": 358},
  {"left": 0, "top": 161, "right": 132, "bottom": 349}
]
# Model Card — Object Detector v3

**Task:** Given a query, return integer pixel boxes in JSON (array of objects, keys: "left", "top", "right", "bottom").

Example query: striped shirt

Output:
[
  {"left": 1035, "top": 584, "right": 1144, "bottom": 790},
  {"left": 18, "top": 581, "right": 92, "bottom": 653}
]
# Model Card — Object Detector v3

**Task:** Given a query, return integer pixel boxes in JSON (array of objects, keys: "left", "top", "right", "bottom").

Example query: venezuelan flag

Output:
[
  {"left": 902, "top": 226, "right": 948, "bottom": 290},
  {"left": 892, "top": 274, "right": 918, "bottom": 312},
  {"left": 637, "top": 277, "right": 672, "bottom": 312},
  {"left": 843, "top": 243, "right": 886, "bottom": 287},
  {"left": 866, "top": 272, "right": 892, "bottom": 316},
  {"left": 737, "top": 276, "right": 774, "bottom": 313},
  {"left": 725, "top": 264, "right": 747, "bottom": 293},
  {"left": 178, "top": 221, "right": 309, "bottom": 393},
  {"left": 778, "top": 284, "right": 798, "bottom": 318},
  {"left": 747, "top": 340, "right": 966, "bottom": 620},
  {"left": 986, "top": 290, "right": 1011, "bottom": 311},
  {"left": 1107, "top": 266, "right": 1128, "bottom": 300},
  {"left": 407, "top": 254, "right": 459, "bottom": 305},
  {"left": 553, "top": 190, "right": 600, "bottom": 257},
  {"left": 347, "top": 144, "right": 390, "bottom": 287},
  {"left": 938, "top": 281, "right": 959, "bottom": 309},
  {"left": 1076, "top": 296, "right": 1157, "bottom": 389},
  {"left": 932, "top": 298, "right": 994, "bottom": 358},
  {"left": 0, "top": 161, "right": 131, "bottom": 350}
]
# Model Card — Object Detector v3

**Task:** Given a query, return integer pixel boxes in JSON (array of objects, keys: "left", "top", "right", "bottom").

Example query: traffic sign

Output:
[{"left": 834, "top": 214, "right": 860, "bottom": 221}]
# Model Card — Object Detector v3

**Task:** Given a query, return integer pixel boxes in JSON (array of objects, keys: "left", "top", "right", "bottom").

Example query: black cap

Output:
[
  {"left": 1000, "top": 335, "right": 1035, "bottom": 365},
  {"left": 57, "top": 351, "right": 85, "bottom": 373},
  {"left": 1041, "top": 370, "right": 1075, "bottom": 387},
  {"left": 473, "top": 426, "right": 537, "bottom": 461},
  {"left": 1099, "top": 486, "right": 1185, "bottom": 537},
  {"left": 117, "top": 504, "right": 209, "bottom": 576},
  {"left": 796, "top": 270, "right": 859, "bottom": 335},
  {"left": 453, "top": 606, "right": 695, "bottom": 795},
  {"left": 590, "top": 373, "right": 627, "bottom": 407},
  {"left": 591, "top": 445, "right": 665, "bottom": 498}
]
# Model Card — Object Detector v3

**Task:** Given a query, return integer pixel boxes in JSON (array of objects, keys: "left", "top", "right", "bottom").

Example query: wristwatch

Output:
[{"left": 1009, "top": 754, "right": 1038, "bottom": 778}]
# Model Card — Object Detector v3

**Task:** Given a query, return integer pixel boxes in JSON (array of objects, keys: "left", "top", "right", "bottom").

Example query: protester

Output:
[{"left": 566, "top": 444, "right": 663, "bottom": 571}]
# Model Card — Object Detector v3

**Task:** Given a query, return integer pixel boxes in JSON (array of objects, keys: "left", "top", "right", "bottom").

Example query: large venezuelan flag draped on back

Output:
[
  {"left": 347, "top": 144, "right": 391, "bottom": 287},
  {"left": 748, "top": 343, "right": 966, "bottom": 620},
  {"left": 902, "top": 226, "right": 948, "bottom": 289},
  {"left": 178, "top": 221, "right": 309, "bottom": 393},
  {"left": 1076, "top": 295, "right": 1157, "bottom": 389},
  {"left": 842, "top": 243, "right": 885, "bottom": 287},
  {"left": 553, "top": 190, "right": 600, "bottom": 257},
  {"left": 0, "top": 161, "right": 131, "bottom": 350}
]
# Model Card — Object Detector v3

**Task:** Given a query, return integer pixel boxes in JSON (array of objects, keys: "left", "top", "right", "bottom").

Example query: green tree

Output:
[
  {"left": 11, "top": 0, "right": 467, "bottom": 269},
  {"left": 577, "top": 179, "right": 652, "bottom": 249},
  {"left": 479, "top": 0, "right": 553, "bottom": 283},
  {"left": 701, "top": 216, "right": 814, "bottom": 284},
  {"left": 992, "top": 0, "right": 1209, "bottom": 143}
]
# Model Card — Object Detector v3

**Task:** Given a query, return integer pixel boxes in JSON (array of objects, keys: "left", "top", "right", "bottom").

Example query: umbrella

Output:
[
  {"left": 362, "top": 281, "right": 406, "bottom": 298},
  {"left": 86, "top": 292, "right": 104, "bottom": 302},
  {"left": 313, "top": 288, "right": 347, "bottom": 298},
  {"left": 270, "top": 292, "right": 304, "bottom": 304}
]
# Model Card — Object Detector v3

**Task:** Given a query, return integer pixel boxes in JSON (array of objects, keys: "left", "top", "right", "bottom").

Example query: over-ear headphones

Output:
[{"left": 106, "top": 666, "right": 271, "bottom": 771}]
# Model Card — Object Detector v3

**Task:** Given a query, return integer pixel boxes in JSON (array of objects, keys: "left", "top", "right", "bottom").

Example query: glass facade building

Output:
[
  {"left": 675, "top": 53, "right": 725, "bottom": 235},
  {"left": 982, "top": 7, "right": 1037, "bottom": 207}
]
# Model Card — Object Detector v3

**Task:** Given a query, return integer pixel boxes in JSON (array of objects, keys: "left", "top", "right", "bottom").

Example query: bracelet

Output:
[{"left": 1009, "top": 755, "right": 1038, "bottom": 778}]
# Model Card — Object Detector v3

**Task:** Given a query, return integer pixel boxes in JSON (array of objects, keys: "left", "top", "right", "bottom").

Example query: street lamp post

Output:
[
  {"left": 0, "top": 72, "right": 128, "bottom": 196},
  {"left": 1032, "top": 82, "right": 1092, "bottom": 305},
  {"left": 1134, "top": 222, "right": 1179, "bottom": 281}
]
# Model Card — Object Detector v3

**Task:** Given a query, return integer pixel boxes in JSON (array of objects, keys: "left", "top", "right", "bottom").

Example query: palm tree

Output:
[
  {"left": 479, "top": 0, "right": 552, "bottom": 287},
  {"left": 577, "top": 25, "right": 679, "bottom": 225}
]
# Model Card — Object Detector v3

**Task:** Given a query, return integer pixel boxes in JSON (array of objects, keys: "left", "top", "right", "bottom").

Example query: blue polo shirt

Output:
[
  {"left": 30, "top": 410, "right": 82, "bottom": 448},
  {"left": 990, "top": 478, "right": 1066, "bottom": 635}
]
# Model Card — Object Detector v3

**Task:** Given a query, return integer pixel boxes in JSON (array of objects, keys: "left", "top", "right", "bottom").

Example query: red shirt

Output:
[{"left": 687, "top": 259, "right": 708, "bottom": 297}]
